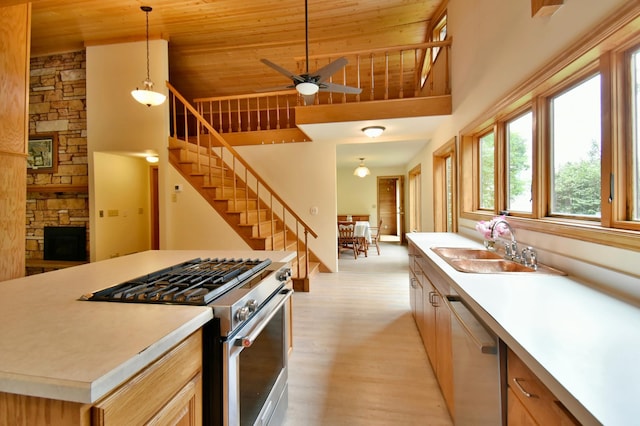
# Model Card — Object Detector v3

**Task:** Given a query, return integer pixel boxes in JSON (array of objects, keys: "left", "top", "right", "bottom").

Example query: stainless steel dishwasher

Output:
[{"left": 448, "top": 297, "right": 503, "bottom": 425}]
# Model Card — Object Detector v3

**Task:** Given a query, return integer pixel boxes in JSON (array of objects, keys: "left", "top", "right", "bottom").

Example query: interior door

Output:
[{"left": 377, "top": 176, "right": 405, "bottom": 241}]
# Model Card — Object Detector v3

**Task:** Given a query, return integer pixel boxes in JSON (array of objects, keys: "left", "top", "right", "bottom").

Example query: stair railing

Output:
[{"left": 167, "top": 81, "right": 318, "bottom": 280}]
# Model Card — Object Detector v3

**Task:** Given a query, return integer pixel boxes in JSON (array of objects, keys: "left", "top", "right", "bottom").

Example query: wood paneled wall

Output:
[{"left": 0, "top": 3, "right": 30, "bottom": 281}]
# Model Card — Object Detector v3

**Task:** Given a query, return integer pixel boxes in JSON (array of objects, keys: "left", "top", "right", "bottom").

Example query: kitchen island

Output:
[
  {"left": 407, "top": 233, "right": 640, "bottom": 426},
  {"left": 0, "top": 249, "right": 294, "bottom": 425}
]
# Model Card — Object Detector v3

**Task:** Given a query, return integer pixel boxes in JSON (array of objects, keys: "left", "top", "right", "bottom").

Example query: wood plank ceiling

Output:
[{"left": 25, "top": 0, "right": 442, "bottom": 102}]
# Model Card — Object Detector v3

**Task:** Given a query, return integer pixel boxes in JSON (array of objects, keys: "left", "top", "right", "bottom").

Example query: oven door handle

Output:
[{"left": 235, "top": 288, "right": 292, "bottom": 348}]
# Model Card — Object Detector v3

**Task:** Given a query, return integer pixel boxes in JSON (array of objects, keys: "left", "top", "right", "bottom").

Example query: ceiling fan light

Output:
[
  {"left": 296, "top": 82, "right": 319, "bottom": 96},
  {"left": 362, "top": 126, "right": 385, "bottom": 138}
]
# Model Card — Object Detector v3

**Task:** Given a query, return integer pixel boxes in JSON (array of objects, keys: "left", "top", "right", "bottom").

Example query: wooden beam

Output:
[
  {"left": 295, "top": 96, "right": 452, "bottom": 125},
  {"left": 531, "top": 0, "right": 564, "bottom": 18}
]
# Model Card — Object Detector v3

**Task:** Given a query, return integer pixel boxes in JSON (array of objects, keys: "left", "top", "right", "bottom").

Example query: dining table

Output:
[{"left": 354, "top": 221, "right": 372, "bottom": 251}]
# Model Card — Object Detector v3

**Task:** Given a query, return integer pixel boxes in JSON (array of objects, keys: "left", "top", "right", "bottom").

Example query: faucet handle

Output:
[{"left": 521, "top": 246, "right": 537, "bottom": 268}]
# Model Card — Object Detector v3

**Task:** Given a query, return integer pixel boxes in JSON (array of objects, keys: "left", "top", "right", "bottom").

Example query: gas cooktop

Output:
[{"left": 81, "top": 257, "right": 272, "bottom": 306}]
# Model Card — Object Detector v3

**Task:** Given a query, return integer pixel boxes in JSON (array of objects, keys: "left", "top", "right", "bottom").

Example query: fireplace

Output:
[{"left": 44, "top": 227, "right": 87, "bottom": 262}]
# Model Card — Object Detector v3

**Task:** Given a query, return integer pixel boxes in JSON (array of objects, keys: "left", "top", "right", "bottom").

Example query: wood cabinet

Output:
[
  {"left": 507, "top": 348, "right": 580, "bottom": 426},
  {"left": 408, "top": 242, "right": 454, "bottom": 417},
  {"left": 0, "top": 330, "right": 203, "bottom": 426}
]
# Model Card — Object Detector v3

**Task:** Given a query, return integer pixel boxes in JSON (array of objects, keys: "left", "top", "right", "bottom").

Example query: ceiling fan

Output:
[{"left": 258, "top": 0, "right": 362, "bottom": 105}]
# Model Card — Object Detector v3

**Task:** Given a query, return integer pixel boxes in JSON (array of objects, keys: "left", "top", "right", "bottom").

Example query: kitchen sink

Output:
[
  {"left": 431, "top": 247, "right": 566, "bottom": 275},
  {"left": 431, "top": 247, "right": 503, "bottom": 260},
  {"left": 448, "top": 259, "right": 536, "bottom": 273}
]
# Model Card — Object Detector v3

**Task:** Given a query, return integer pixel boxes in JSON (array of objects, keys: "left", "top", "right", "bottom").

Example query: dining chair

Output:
[
  {"left": 369, "top": 219, "right": 383, "bottom": 255},
  {"left": 338, "top": 221, "right": 359, "bottom": 259}
]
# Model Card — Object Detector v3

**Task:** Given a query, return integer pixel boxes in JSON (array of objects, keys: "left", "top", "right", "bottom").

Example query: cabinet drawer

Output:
[{"left": 507, "top": 349, "right": 579, "bottom": 425}]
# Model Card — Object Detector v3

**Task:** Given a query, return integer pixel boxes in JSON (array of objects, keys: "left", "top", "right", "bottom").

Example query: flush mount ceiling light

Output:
[
  {"left": 362, "top": 126, "right": 385, "bottom": 138},
  {"left": 131, "top": 6, "right": 166, "bottom": 107},
  {"left": 145, "top": 155, "right": 159, "bottom": 163},
  {"left": 353, "top": 158, "right": 371, "bottom": 178}
]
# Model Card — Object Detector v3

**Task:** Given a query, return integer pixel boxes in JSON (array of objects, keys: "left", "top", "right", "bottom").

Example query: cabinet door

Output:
[
  {"left": 412, "top": 271, "right": 424, "bottom": 335},
  {"left": 507, "top": 387, "right": 537, "bottom": 426},
  {"left": 507, "top": 349, "right": 580, "bottom": 426},
  {"left": 421, "top": 275, "right": 437, "bottom": 371},
  {"left": 146, "top": 373, "right": 202, "bottom": 426},
  {"left": 92, "top": 331, "right": 203, "bottom": 426}
]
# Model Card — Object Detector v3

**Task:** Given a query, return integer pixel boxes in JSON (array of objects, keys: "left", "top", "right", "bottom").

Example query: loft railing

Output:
[
  {"left": 167, "top": 82, "right": 318, "bottom": 280},
  {"left": 194, "top": 40, "right": 451, "bottom": 134}
]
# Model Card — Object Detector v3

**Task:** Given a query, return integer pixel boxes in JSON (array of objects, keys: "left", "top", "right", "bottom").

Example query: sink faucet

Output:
[{"left": 489, "top": 219, "right": 518, "bottom": 260}]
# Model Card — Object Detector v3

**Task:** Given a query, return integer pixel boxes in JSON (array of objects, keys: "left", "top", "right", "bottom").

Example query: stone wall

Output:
[{"left": 26, "top": 51, "right": 89, "bottom": 273}]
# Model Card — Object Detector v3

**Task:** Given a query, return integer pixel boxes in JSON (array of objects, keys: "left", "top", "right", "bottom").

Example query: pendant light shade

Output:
[
  {"left": 353, "top": 158, "right": 371, "bottom": 178},
  {"left": 131, "top": 6, "right": 166, "bottom": 107}
]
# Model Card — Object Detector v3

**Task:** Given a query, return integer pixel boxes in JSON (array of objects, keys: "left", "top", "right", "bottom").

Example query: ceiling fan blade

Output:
[
  {"left": 319, "top": 82, "right": 363, "bottom": 95},
  {"left": 260, "top": 59, "right": 305, "bottom": 83},
  {"left": 255, "top": 85, "right": 295, "bottom": 93},
  {"left": 314, "top": 57, "right": 349, "bottom": 83}
]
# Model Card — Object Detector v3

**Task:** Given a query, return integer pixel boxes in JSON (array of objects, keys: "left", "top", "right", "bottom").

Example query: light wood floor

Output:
[{"left": 283, "top": 242, "right": 453, "bottom": 426}]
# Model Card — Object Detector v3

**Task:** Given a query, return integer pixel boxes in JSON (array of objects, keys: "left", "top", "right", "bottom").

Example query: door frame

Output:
[{"left": 376, "top": 175, "right": 405, "bottom": 243}]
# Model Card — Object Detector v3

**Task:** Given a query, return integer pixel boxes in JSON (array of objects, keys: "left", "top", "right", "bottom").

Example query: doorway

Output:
[{"left": 377, "top": 175, "right": 404, "bottom": 242}]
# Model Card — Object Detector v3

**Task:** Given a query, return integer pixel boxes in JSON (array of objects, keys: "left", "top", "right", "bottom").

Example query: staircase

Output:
[{"left": 167, "top": 83, "right": 321, "bottom": 291}]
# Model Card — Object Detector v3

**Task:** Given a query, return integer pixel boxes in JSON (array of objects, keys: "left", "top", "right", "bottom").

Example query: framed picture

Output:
[{"left": 27, "top": 133, "right": 58, "bottom": 173}]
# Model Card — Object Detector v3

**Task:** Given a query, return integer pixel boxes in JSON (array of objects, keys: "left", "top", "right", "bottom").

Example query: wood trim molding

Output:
[{"left": 531, "top": 0, "right": 564, "bottom": 18}]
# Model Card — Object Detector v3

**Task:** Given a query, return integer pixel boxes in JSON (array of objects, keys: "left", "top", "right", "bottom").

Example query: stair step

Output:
[
  {"left": 227, "top": 209, "right": 269, "bottom": 224},
  {"left": 203, "top": 186, "right": 247, "bottom": 199}
]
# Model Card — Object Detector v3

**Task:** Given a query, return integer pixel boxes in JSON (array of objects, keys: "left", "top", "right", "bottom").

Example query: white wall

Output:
[
  {"left": 92, "top": 153, "right": 151, "bottom": 260},
  {"left": 235, "top": 140, "right": 339, "bottom": 271},
  {"left": 163, "top": 166, "right": 248, "bottom": 250},
  {"left": 337, "top": 165, "right": 407, "bottom": 225},
  {"left": 408, "top": 0, "right": 639, "bottom": 293}
]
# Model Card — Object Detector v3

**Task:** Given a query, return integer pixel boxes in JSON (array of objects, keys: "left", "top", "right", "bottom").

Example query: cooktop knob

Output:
[
  {"left": 235, "top": 306, "right": 250, "bottom": 322},
  {"left": 246, "top": 299, "right": 258, "bottom": 313},
  {"left": 277, "top": 268, "right": 292, "bottom": 282}
]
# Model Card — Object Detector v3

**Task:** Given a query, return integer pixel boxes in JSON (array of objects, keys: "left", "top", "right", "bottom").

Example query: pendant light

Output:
[
  {"left": 353, "top": 158, "right": 371, "bottom": 178},
  {"left": 131, "top": 6, "right": 166, "bottom": 107}
]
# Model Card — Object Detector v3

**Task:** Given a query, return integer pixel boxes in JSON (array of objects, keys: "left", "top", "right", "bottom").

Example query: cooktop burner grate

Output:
[{"left": 82, "top": 258, "right": 272, "bottom": 305}]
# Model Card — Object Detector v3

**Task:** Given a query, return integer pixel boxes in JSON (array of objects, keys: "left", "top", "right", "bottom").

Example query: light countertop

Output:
[
  {"left": 0, "top": 250, "right": 295, "bottom": 404},
  {"left": 407, "top": 233, "right": 640, "bottom": 426}
]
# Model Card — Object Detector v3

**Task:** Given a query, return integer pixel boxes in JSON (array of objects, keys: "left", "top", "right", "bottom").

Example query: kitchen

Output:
[{"left": 2, "top": 0, "right": 640, "bottom": 425}]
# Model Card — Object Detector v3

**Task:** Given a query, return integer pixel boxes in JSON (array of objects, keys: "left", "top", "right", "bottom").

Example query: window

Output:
[
  {"left": 479, "top": 132, "right": 495, "bottom": 210},
  {"left": 421, "top": 12, "right": 447, "bottom": 87},
  {"left": 434, "top": 137, "right": 457, "bottom": 232},
  {"left": 409, "top": 165, "right": 422, "bottom": 232},
  {"left": 458, "top": 5, "right": 640, "bottom": 248},
  {"left": 507, "top": 112, "right": 533, "bottom": 213},
  {"left": 549, "top": 75, "right": 601, "bottom": 218}
]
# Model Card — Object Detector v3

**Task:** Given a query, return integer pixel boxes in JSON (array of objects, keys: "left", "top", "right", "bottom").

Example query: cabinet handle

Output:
[
  {"left": 429, "top": 291, "right": 439, "bottom": 307},
  {"left": 512, "top": 378, "right": 535, "bottom": 398}
]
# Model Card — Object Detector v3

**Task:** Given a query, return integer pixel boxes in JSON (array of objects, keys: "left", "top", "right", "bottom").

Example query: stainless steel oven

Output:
[{"left": 81, "top": 257, "right": 293, "bottom": 426}]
